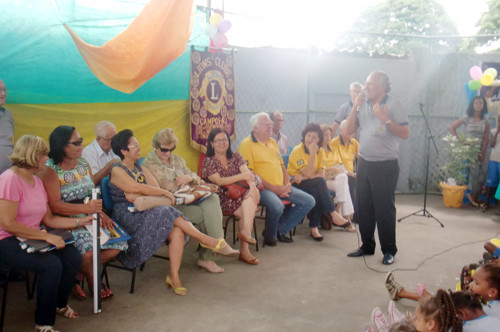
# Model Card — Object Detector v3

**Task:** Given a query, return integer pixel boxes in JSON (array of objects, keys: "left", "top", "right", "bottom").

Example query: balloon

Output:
[
  {"left": 217, "top": 19, "right": 232, "bottom": 33},
  {"left": 468, "top": 80, "right": 481, "bottom": 90},
  {"left": 209, "top": 13, "right": 223, "bottom": 26},
  {"left": 213, "top": 33, "right": 228, "bottom": 49},
  {"left": 469, "top": 66, "right": 482, "bottom": 80},
  {"left": 484, "top": 68, "right": 498, "bottom": 79},
  {"left": 204, "top": 24, "right": 217, "bottom": 38},
  {"left": 481, "top": 73, "right": 494, "bottom": 86},
  {"left": 209, "top": 39, "right": 217, "bottom": 53}
]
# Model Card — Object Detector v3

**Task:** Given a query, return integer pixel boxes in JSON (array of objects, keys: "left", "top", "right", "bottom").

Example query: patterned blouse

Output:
[
  {"left": 46, "top": 158, "right": 94, "bottom": 203},
  {"left": 142, "top": 150, "right": 201, "bottom": 193}
]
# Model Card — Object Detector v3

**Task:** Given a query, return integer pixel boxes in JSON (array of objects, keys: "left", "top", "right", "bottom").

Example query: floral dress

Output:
[
  {"left": 46, "top": 158, "right": 128, "bottom": 255},
  {"left": 201, "top": 152, "right": 246, "bottom": 214},
  {"left": 109, "top": 163, "right": 183, "bottom": 269}
]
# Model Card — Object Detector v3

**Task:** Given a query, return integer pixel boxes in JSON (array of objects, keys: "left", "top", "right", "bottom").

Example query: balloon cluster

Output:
[
  {"left": 204, "top": 13, "right": 232, "bottom": 50},
  {"left": 468, "top": 66, "right": 498, "bottom": 90}
]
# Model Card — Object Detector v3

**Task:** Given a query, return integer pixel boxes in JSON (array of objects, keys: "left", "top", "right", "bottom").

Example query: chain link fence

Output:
[{"left": 230, "top": 47, "right": 498, "bottom": 193}]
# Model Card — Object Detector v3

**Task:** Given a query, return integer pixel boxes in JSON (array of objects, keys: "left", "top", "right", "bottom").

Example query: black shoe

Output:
[
  {"left": 263, "top": 238, "right": 277, "bottom": 246},
  {"left": 310, "top": 232, "right": 324, "bottom": 242},
  {"left": 277, "top": 232, "right": 293, "bottom": 243},
  {"left": 382, "top": 253, "right": 394, "bottom": 265},
  {"left": 347, "top": 248, "right": 374, "bottom": 257}
]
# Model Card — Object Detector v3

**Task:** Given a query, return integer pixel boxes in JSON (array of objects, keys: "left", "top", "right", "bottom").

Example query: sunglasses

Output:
[
  {"left": 68, "top": 138, "right": 84, "bottom": 146},
  {"left": 159, "top": 145, "right": 176, "bottom": 153}
]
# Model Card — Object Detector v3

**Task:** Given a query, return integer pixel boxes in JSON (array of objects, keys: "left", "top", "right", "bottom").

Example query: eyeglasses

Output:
[
  {"left": 214, "top": 138, "right": 228, "bottom": 144},
  {"left": 258, "top": 122, "right": 272, "bottom": 127},
  {"left": 68, "top": 138, "right": 84, "bottom": 146},
  {"left": 98, "top": 136, "right": 112, "bottom": 142},
  {"left": 127, "top": 143, "right": 140, "bottom": 149},
  {"left": 159, "top": 145, "right": 176, "bottom": 153},
  {"left": 272, "top": 119, "right": 284, "bottom": 123}
]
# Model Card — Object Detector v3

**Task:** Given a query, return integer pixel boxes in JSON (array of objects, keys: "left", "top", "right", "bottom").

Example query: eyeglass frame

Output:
[
  {"left": 68, "top": 138, "right": 84, "bottom": 146},
  {"left": 214, "top": 138, "right": 228, "bottom": 144},
  {"left": 127, "top": 143, "right": 140, "bottom": 149}
]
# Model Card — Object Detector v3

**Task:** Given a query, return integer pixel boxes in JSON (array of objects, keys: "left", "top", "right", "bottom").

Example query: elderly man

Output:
[
  {"left": 0, "top": 79, "right": 14, "bottom": 174},
  {"left": 270, "top": 110, "right": 288, "bottom": 154},
  {"left": 238, "top": 112, "right": 315, "bottom": 246},
  {"left": 332, "top": 82, "right": 363, "bottom": 136},
  {"left": 82, "top": 120, "right": 120, "bottom": 180},
  {"left": 345, "top": 71, "right": 409, "bottom": 265}
]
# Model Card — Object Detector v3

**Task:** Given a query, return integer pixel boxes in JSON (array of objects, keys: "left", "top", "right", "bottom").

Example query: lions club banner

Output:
[{"left": 190, "top": 49, "right": 236, "bottom": 153}]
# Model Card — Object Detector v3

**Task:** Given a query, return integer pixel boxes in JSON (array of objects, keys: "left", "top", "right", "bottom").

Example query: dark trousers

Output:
[
  {"left": 294, "top": 177, "right": 335, "bottom": 228},
  {"left": 356, "top": 158, "right": 399, "bottom": 255},
  {"left": 0, "top": 236, "right": 82, "bottom": 326}
]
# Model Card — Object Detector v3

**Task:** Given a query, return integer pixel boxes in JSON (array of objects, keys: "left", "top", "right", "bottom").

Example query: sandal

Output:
[
  {"left": 72, "top": 281, "right": 87, "bottom": 301},
  {"left": 56, "top": 305, "right": 79, "bottom": 319},
  {"left": 35, "top": 325, "right": 60, "bottom": 332},
  {"left": 200, "top": 238, "right": 240, "bottom": 258},
  {"left": 88, "top": 283, "right": 114, "bottom": 300}
]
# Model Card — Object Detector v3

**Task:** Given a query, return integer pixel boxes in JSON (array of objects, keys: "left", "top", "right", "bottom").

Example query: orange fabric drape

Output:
[{"left": 65, "top": 0, "right": 195, "bottom": 93}]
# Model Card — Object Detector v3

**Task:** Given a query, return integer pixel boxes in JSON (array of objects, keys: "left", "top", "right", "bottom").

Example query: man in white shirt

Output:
[
  {"left": 82, "top": 121, "right": 120, "bottom": 178},
  {"left": 270, "top": 110, "right": 289, "bottom": 154}
]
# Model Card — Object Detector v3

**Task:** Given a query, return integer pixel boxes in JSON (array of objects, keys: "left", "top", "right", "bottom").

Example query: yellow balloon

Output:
[
  {"left": 491, "top": 238, "right": 500, "bottom": 247},
  {"left": 481, "top": 73, "right": 494, "bottom": 86},
  {"left": 484, "top": 68, "right": 498, "bottom": 79},
  {"left": 209, "top": 13, "right": 223, "bottom": 26}
]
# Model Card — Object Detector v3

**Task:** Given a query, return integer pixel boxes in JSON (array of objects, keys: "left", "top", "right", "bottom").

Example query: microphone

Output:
[{"left": 419, "top": 102, "right": 424, "bottom": 108}]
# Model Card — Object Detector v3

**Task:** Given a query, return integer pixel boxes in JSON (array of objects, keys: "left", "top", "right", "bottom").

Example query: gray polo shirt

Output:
[{"left": 356, "top": 95, "right": 408, "bottom": 161}]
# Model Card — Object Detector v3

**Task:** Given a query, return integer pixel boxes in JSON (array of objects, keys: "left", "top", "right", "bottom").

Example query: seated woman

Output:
[
  {"left": 321, "top": 124, "right": 355, "bottom": 222},
  {"left": 39, "top": 126, "right": 128, "bottom": 300},
  {"left": 109, "top": 129, "right": 239, "bottom": 295},
  {"left": 201, "top": 128, "right": 260, "bottom": 265},
  {"left": 0, "top": 135, "right": 94, "bottom": 332},
  {"left": 287, "top": 123, "right": 354, "bottom": 241},
  {"left": 142, "top": 128, "right": 227, "bottom": 273}
]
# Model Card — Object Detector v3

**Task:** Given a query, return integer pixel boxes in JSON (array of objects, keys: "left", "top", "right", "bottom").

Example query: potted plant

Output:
[{"left": 440, "top": 134, "right": 480, "bottom": 208}]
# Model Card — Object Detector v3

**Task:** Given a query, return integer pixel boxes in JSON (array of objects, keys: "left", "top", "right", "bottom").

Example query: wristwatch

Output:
[{"left": 385, "top": 119, "right": 392, "bottom": 126}]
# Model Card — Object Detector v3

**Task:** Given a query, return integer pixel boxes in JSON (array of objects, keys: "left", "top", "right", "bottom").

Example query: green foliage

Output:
[
  {"left": 475, "top": 0, "right": 500, "bottom": 51},
  {"left": 334, "top": 0, "right": 459, "bottom": 56},
  {"left": 441, "top": 134, "right": 480, "bottom": 186}
]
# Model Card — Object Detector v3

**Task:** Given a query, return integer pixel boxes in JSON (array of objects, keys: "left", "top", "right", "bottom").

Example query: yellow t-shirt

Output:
[
  {"left": 329, "top": 136, "right": 359, "bottom": 172},
  {"left": 237, "top": 133, "right": 284, "bottom": 186},
  {"left": 287, "top": 143, "right": 326, "bottom": 177}
]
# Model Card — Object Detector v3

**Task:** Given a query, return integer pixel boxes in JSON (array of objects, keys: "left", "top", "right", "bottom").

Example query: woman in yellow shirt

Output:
[
  {"left": 321, "top": 125, "right": 355, "bottom": 223},
  {"left": 287, "top": 123, "right": 354, "bottom": 241}
]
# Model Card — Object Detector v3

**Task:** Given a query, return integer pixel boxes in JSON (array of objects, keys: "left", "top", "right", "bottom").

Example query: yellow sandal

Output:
[{"left": 166, "top": 275, "right": 187, "bottom": 296}]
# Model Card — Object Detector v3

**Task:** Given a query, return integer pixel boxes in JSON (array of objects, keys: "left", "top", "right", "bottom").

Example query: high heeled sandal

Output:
[
  {"left": 72, "top": 281, "right": 87, "bottom": 300},
  {"left": 200, "top": 238, "right": 240, "bottom": 257},
  {"left": 237, "top": 233, "right": 257, "bottom": 245},
  {"left": 166, "top": 275, "right": 187, "bottom": 296},
  {"left": 88, "top": 283, "right": 113, "bottom": 300},
  {"left": 35, "top": 325, "right": 60, "bottom": 332},
  {"left": 56, "top": 305, "right": 79, "bottom": 319}
]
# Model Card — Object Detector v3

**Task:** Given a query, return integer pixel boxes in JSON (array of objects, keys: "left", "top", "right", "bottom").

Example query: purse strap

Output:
[{"left": 235, "top": 181, "right": 249, "bottom": 189}]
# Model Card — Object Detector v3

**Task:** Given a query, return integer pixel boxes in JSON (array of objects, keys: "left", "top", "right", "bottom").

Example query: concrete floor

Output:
[{"left": 3, "top": 194, "right": 500, "bottom": 332}]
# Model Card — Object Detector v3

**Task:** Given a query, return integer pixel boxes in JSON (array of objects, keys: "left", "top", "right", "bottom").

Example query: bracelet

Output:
[{"left": 76, "top": 218, "right": 80, "bottom": 227}]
